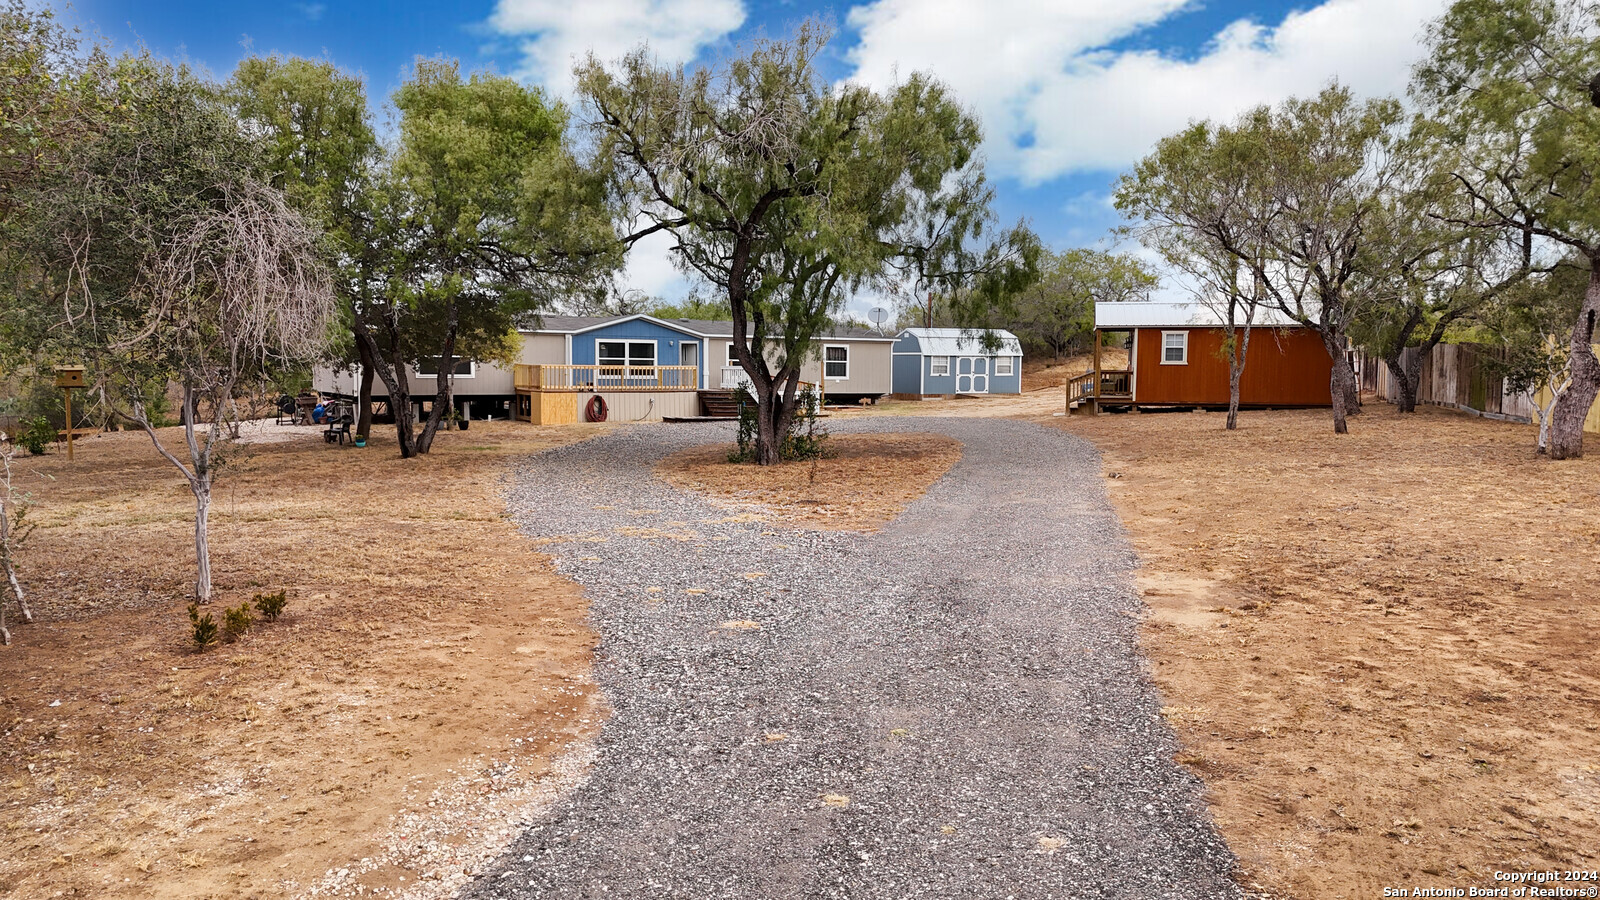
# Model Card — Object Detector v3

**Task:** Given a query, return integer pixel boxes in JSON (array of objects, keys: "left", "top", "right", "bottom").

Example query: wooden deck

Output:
[
  {"left": 514, "top": 364, "right": 698, "bottom": 392},
  {"left": 1067, "top": 369, "right": 1132, "bottom": 412}
]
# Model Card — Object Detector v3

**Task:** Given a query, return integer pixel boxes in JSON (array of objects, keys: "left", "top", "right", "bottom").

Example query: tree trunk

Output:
[
  {"left": 415, "top": 308, "right": 460, "bottom": 455},
  {"left": 1548, "top": 265, "right": 1600, "bottom": 460},
  {"left": 0, "top": 508, "right": 30, "bottom": 625},
  {"left": 1225, "top": 326, "right": 1253, "bottom": 431},
  {"left": 191, "top": 476, "right": 212, "bottom": 604},
  {"left": 1386, "top": 350, "right": 1419, "bottom": 414},
  {"left": 354, "top": 333, "right": 376, "bottom": 440},
  {"left": 1323, "top": 331, "right": 1354, "bottom": 434},
  {"left": 353, "top": 322, "right": 415, "bottom": 458}
]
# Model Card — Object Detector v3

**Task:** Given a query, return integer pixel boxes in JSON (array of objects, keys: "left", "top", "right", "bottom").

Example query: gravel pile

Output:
[{"left": 466, "top": 417, "right": 1242, "bottom": 899}]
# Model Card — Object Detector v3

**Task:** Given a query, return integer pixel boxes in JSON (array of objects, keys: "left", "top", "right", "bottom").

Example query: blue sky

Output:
[{"left": 63, "top": 0, "right": 1450, "bottom": 313}]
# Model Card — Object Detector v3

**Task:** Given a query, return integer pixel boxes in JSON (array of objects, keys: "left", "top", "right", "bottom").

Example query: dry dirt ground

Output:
[
  {"left": 0, "top": 421, "right": 607, "bottom": 900},
  {"left": 1044, "top": 403, "right": 1600, "bottom": 898},
  {"left": 654, "top": 433, "right": 963, "bottom": 531}
]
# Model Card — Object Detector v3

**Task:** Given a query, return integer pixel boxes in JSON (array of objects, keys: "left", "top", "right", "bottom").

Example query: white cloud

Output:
[
  {"left": 845, "top": 0, "right": 1448, "bottom": 182},
  {"left": 488, "top": 0, "right": 746, "bottom": 96},
  {"left": 620, "top": 227, "right": 692, "bottom": 301}
]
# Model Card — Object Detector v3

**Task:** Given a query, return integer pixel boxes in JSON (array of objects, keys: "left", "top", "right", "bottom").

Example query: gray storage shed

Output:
[{"left": 891, "top": 328, "right": 1023, "bottom": 396}]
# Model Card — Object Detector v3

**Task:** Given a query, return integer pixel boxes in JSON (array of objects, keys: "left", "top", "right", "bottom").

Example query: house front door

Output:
[
  {"left": 679, "top": 342, "right": 698, "bottom": 388},
  {"left": 957, "top": 357, "right": 972, "bottom": 392}
]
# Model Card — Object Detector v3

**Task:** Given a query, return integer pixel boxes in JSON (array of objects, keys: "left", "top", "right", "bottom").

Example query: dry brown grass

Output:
[
  {"left": 1020, "top": 348, "right": 1130, "bottom": 392},
  {"left": 655, "top": 433, "right": 962, "bottom": 531},
  {"left": 0, "top": 420, "right": 606, "bottom": 899},
  {"left": 1043, "top": 403, "right": 1600, "bottom": 898}
]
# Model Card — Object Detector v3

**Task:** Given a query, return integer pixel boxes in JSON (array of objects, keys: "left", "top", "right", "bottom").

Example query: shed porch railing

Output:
[
  {"left": 1067, "top": 369, "right": 1132, "bottom": 404},
  {"left": 514, "top": 364, "right": 699, "bottom": 392}
]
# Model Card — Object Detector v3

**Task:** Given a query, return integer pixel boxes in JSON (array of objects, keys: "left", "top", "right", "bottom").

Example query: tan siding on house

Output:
[
  {"left": 520, "top": 333, "right": 567, "bottom": 365},
  {"left": 710, "top": 337, "right": 892, "bottom": 395}
]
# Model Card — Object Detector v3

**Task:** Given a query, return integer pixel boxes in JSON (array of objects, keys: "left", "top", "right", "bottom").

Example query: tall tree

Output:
[
  {"left": 1484, "top": 261, "right": 1589, "bottom": 454},
  {"left": 1349, "top": 170, "right": 1535, "bottom": 414},
  {"left": 1117, "top": 118, "right": 1271, "bottom": 430},
  {"left": 390, "top": 59, "right": 616, "bottom": 454},
  {"left": 1413, "top": 0, "right": 1600, "bottom": 458},
  {"left": 1010, "top": 248, "right": 1157, "bottom": 364},
  {"left": 229, "top": 55, "right": 387, "bottom": 441},
  {"left": 14, "top": 55, "right": 335, "bottom": 602},
  {"left": 1243, "top": 87, "right": 1407, "bottom": 434},
  {"left": 577, "top": 22, "right": 1037, "bottom": 465}
]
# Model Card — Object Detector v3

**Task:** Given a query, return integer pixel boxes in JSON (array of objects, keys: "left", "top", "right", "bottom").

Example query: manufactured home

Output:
[
  {"left": 315, "top": 314, "right": 895, "bottom": 424},
  {"left": 890, "top": 328, "right": 1023, "bottom": 397},
  {"left": 1072, "top": 302, "right": 1335, "bottom": 412}
]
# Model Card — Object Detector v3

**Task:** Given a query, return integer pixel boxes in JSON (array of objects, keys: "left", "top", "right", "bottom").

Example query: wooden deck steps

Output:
[{"left": 697, "top": 390, "right": 744, "bottom": 419}]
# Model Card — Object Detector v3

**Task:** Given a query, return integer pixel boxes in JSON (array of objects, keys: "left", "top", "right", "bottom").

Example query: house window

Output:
[
  {"left": 417, "top": 357, "right": 475, "bottom": 377},
  {"left": 726, "top": 342, "right": 740, "bottom": 365},
  {"left": 994, "top": 356, "right": 1014, "bottom": 375},
  {"left": 597, "top": 340, "right": 657, "bottom": 368},
  {"left": 824, "top": 345, "right": 849, "bottom": 379},
  {"left": 1161, "top": 331, "right": 1188, "bottom": 365},
  {"left": 930, "top": 355, "right": 950, "bottom": 376}
]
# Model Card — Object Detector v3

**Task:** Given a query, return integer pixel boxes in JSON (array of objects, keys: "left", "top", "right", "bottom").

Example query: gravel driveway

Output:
[{"left": 467, "top": 417, "right": 1241, "bottom": 900}]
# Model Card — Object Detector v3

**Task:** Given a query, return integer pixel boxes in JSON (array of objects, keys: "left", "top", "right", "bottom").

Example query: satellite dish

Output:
[{"left": 868, "top": 307, "right": 889, "bottom": 333}]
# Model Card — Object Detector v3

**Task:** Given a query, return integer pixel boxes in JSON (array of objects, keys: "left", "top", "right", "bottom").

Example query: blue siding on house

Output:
[
  {"left": 571, "top": 319, "right": 705, "bottom": 385},
  {"left": 893, "top": 332, "right": 923, "bottom": 354},
  {"left": 892, "top": 353, "right": 923, "bottom": 394},
  {"left": 988, "top": 364, "right": 1022, "bottom": 394},
  {"left": 922, "top": 359, "right": 958, "bottom": 393}
]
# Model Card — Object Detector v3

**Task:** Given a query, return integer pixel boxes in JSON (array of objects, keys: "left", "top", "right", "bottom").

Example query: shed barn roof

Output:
[{"left": 898, "top": 328, "right": 1022, "bottom": 355}]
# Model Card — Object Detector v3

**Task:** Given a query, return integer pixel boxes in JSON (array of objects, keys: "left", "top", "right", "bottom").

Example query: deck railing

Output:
[
  {"left": 514, "top": 364, "right": 699, "bottom": 392},
  {"left": 1067, "top": 369, "right": 1133, "bottom": 403}
]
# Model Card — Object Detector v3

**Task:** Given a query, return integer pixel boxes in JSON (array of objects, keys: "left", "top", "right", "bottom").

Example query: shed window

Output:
[
  {"left": 1161, "top": 331, "right": 1188, "bottom": 365},
  {"left": 824, "top": 345, "right": 849, "bottom": 379},
  {"left": 994, "top": 356, "right": 1014, "bottom": 375},
  {"left": 597, "top": 340, "right": 657, "bottom": 367},
  {"left": 929, "top": 355, "right": 950, "bottom": 376}
]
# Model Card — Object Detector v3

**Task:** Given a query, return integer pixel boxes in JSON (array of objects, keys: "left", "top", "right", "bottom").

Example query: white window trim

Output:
[
  {"left": 823, "top": 344, "right": 850, "bottom": 380},
  {"left": 1160, "top": 331, "right": 1189, "bottom": 365},
  {"left": 929, "top": 355, "right": 950, "bottom": 376},
  {"left": 994, "top": 355, "right": 1014, "bottom": 376},
  {"left": 595, "top": 338, "right": 658, "bottom": 368}
]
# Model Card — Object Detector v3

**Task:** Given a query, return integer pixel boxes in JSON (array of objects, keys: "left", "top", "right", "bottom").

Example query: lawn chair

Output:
[{"left": 323, "top": 413, "right": 353, "bottom": 446}]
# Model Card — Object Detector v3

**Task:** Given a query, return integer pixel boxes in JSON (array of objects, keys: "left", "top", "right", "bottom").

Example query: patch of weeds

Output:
[
  {"left": 187, "top": 604, "right": 218, "bottom": 650},
  {"left": 222, "top": 602, "right": 254, "bottom": 642},
  {"left": 252, "top": 590, "right": 287, "bottom": 622}
]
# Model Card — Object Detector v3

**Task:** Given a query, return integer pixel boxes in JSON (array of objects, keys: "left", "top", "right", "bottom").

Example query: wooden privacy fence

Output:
[
  {"left": 1364, "top": 343, "right": 1547, "bottom": 424},
  {"left": 514, "top": 364, "right": 698, "bottom": 392}
]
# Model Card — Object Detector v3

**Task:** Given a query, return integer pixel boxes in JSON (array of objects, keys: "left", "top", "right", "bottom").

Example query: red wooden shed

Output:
[{"left": 1071, "top": 302, "right": 1335, "bottom": 412}]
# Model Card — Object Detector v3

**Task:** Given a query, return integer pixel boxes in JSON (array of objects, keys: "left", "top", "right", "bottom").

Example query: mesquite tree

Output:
[
  {"left": 13, "top": 55, "right": 334, "bottom": 602},
  {"left": 391, "top": 60, "right": 617, "bottom": 455},
  {"left": 577, "top": 22, "right": 1037, "bottom": 465},
  {"left": 1413, "top": 0, "right": 1600, "bottom": 458},
  {"left": 1117, "top": 119, "right": 1271, "bottom": 430},
  {"left": 1010, "top": 249, "right": 1157, "bottom": 363},
  {"left": 128, "top": 183, "right": 333, "bottom": 602}
]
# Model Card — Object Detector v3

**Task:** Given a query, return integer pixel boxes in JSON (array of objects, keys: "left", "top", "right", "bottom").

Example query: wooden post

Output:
[
  {"left": 1092, "top": 329, "right": 1102, "bottom": 416},
  {"left": 64, "top": 387, "right": 73, "bottom": 461}
]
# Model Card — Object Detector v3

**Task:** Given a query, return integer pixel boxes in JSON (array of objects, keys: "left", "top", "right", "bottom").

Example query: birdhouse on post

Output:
[{"left": 54, "top": 366, "right": 87, "bottom": 460}]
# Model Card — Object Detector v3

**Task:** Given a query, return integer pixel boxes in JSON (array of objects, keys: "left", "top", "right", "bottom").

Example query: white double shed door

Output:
[{"left": 954, "top": 356, "right": 989, "bottom": 393}]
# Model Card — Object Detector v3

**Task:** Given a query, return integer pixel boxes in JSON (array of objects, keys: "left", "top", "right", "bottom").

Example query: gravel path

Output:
[{"left": 467, "top": 417, "right": 1241, "bottom": 900}]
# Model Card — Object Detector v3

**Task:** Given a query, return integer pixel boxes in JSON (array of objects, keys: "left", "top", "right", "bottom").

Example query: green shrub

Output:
[
  {"left": 188, "top": 603, "right": 218, "bottom": 650},
  {"left": 729, "top": 385, "right": 830, "bottom": 463},
  {"left": 222, "top": 602, "right": 253, "bottom": 641},
  {"left": 16, "top": 417, "right": 55, "bottom": 456},
  {"left": 252, "top": 590, "right": 287, "bottom": 622}
]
